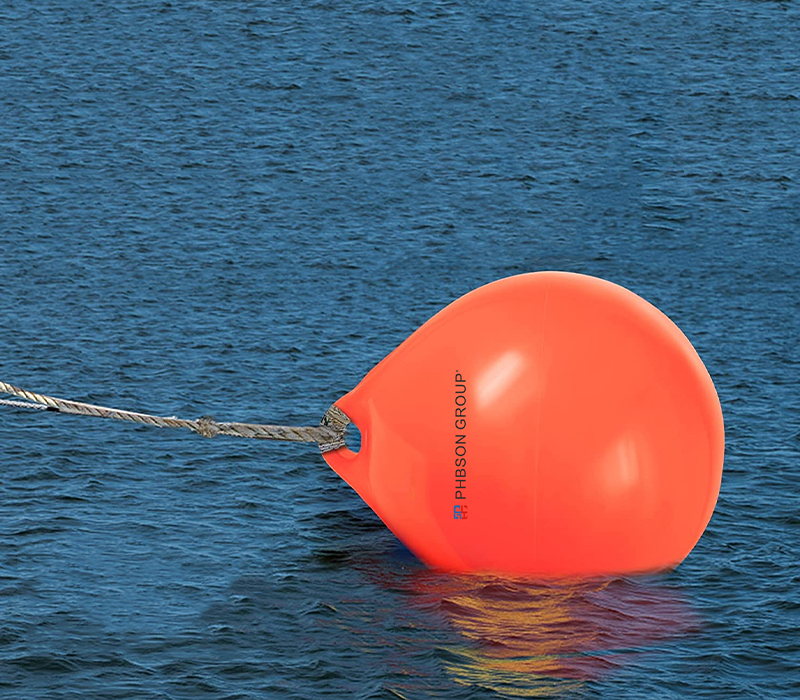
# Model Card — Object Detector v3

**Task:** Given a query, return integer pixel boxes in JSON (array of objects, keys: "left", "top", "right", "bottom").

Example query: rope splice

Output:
[{"left": 0, "top": 381, "right": 350, "bottom": 454}]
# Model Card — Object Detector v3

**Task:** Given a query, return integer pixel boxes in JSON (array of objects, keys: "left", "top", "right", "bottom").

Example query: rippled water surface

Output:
[{"left": 1, "top": 2, "right": 798, "bottom": 698}]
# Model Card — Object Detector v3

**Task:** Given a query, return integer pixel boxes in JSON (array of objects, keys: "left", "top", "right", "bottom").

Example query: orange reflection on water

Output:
[
  {"left": 362, "top": 563, "right": 697, "bottom": 697},
  {"left": 439, "top": 576, "right": 695, "bottom": 696}
]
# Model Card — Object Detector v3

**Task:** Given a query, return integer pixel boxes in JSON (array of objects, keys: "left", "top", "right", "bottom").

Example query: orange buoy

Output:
[{"left": 323, "top": 272, "right": 724, "bottom": 576}]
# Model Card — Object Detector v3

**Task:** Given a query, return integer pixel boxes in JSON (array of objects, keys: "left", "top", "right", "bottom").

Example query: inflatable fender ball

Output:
[{"left": 323, "top": 272, "right": 724, "bottom": 577}]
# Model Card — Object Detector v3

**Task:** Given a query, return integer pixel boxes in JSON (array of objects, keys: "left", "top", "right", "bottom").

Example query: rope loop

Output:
[{"left": 318, "top": 405, "right": 351, "bottom": 453}]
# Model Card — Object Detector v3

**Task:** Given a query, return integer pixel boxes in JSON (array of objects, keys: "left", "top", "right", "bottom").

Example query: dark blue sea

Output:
[{"left": 1, "top": 2, "right": 798, "bottom": 698}]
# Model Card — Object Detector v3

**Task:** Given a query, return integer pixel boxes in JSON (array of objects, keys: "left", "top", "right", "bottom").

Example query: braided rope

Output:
[{"left": 0, "top": 381, "right": 350, "bottom": 453}]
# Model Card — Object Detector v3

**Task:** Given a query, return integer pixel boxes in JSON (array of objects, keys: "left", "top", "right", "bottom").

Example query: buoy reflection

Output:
[{"left": 361, "top": 561, "right": 697, "bottom": 697}]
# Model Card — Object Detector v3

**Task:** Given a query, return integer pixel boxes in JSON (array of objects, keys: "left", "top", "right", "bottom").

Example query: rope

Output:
[
  {"left": 0, "top": 398, "right": 50, "bottom": 411},
  {"left": 0, "top": 381, "right": 351, "bottom": 453}
]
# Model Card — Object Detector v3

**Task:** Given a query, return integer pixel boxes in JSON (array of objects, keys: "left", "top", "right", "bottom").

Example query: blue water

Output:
[{"left": 1, "top": 1, "right": 798, "bottom": 698}]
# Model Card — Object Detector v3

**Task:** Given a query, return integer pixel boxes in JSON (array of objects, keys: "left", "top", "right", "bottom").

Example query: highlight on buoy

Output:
[{"left": 1, "top": 271, "right": 724, "bottom": 578}]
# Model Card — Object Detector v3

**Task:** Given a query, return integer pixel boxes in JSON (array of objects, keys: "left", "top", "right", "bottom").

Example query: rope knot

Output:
[{"left": 195, "top": 415, "right": 220, "bottom": 438}]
